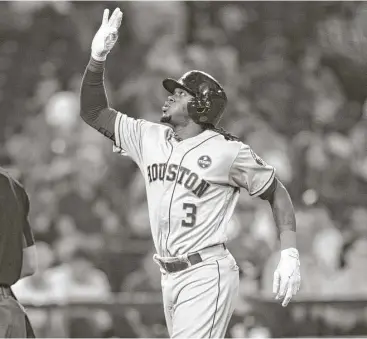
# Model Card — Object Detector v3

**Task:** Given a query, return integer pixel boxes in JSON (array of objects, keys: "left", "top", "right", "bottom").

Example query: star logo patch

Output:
[
  {"left": 250, "top": 149, "right": 266, "bottom": 166},
  {"left": 198, "top": 155, "right": 212, "bottom": 169}
]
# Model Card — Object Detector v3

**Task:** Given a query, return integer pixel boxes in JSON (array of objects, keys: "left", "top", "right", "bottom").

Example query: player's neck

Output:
[{"left": 174, "top": 120, "right": 203, "bottom": 141}]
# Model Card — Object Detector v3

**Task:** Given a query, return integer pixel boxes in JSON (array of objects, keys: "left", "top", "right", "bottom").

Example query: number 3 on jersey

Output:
[{"left": 182, "top": 203, "right": 197, "bottom": 227}]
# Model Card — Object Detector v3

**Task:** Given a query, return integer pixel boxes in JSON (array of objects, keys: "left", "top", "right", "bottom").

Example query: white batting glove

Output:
[
  {"left": 273, "top": 248, "right": 301, "bottom": 307},
  {"left": 91, "top": 8, "right": 123, "bottom": 61}
]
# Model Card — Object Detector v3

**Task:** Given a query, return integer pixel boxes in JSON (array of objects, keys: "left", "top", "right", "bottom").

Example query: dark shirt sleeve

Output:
[
  {"left": 22, "top": 191, "right": 34, "bottom": 248},
  {"left": 80, "top": 57, "right": 117, "bottom": 141},
  {"left": 7, "top": 174, "right": 35, "bottom": 248}
]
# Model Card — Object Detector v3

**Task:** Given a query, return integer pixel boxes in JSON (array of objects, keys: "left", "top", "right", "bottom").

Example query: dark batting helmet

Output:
[{"left": 162, "top": 70, "right": 227, "bottom": 126}]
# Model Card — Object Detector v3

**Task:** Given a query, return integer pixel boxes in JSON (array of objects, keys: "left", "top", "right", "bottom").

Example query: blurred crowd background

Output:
[{"left": 0, "top": 1, "right": 366, "bottom": 337}]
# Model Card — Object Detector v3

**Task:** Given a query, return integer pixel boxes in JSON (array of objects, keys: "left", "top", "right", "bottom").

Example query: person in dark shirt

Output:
[{"left": 0, "top": 166, "right": 37, "bottom": 338}]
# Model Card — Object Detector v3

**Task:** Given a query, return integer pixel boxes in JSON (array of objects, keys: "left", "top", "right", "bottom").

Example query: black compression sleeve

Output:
[{"left": 80, "top": 58, "right": 117, "bottom": 141}]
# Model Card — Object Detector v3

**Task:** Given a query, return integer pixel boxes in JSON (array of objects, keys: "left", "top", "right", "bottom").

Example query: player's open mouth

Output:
[{"left": 162, "top": 103, "right": 170, "bottom": 113}]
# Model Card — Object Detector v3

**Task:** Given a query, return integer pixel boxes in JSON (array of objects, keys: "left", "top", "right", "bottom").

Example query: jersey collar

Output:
[{"left": 168, "top": 128, "right": 219, "bottom": 149}]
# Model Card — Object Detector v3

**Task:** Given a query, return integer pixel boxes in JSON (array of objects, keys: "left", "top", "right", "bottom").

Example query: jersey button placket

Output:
[
  {"left": 159, "top": 184, "right": 171, "bottom": 256},
  {"left": 160, "top": 154, "right": 170, "bottom": 256},
  {"left": 161, "top": 153, "right": 178, "bottom": 257}
]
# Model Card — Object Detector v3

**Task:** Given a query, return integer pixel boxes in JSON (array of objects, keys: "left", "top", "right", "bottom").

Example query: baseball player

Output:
[
  {"left": 0, "top": 166, "right": 37, "bottom": 338},
  {"left": 80, "top": 8, "right": 301, "bottom": 338}
]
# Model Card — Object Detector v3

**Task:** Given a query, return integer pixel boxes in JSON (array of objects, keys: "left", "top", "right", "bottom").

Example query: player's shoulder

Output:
[
  {"left": 204, "top": 133, "right": 243, "bottom": 164},
  {"left": 143, "top": 120, "right": 173, "bottom": 139},
  {"left": 231, "top": 141, "right": 261, "bottom": 160},
  {"left": 117, "top": 111, "right": 171, "bottom": 136},
  {"left": 0, "top": 167, "right": 25, "bottom": 191},
  {"left": 217, "top": 136, "right": 252, "bottom": 151},
  {"left": 211, "top": 136, "right": 259, "bottom": 162},
  {"left": 212, "top": 133, "right": 245, "bottom": 150},
  {"left": 122, "top": 112, "right": 170, "bottom": 130}
]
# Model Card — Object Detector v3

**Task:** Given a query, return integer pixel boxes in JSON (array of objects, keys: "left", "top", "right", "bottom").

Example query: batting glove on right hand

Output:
[{"left": 91, "top": 8, "right": 123, "bottom": 61}]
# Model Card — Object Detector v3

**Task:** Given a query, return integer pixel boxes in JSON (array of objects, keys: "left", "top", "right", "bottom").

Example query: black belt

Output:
[
  {"left": 159, "top": 252, "right": 203, "bottom": 273},
  {"left": 0, "top": 285, "right": 12, "bottom": 297},
  {"left": 158, "top": 244, "right": 227, "bottom": 273}
]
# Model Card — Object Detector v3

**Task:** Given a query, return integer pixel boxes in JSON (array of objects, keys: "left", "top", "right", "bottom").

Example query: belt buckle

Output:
[{"left": 178, "top": 254, "right": 191, "bottom": 267}]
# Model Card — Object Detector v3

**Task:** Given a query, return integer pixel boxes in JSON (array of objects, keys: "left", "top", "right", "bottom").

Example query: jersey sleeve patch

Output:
[
  {"left": 250, "top": 149, "right": 267, "bottom": 167},
  {"left": 229, "top": 143, "right": 276, "bottom": 197}
]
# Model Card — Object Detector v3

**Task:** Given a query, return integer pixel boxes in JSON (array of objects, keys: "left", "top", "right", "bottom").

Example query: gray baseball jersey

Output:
[
  {"left": 113, "top": 111, "right": 275, "bottom": 337},
  {"left": 113, "top": 112, "right": 275, "bottom": 257}
]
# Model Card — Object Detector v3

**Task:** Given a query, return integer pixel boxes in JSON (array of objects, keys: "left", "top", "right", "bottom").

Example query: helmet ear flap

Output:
[{"left": 187, "top": 84, "right": 212, "bottom": 124}]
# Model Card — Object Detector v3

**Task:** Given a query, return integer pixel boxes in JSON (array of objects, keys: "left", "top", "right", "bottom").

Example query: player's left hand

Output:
[
  {"left": 273, "top": 248, "right": 301, "bottom": 307},
  {"left": 91, "top": 7, "right": 123, "bottom": 61}
]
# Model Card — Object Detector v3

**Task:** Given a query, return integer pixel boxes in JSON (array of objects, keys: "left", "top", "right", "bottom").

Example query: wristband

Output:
[
  {"left": 88, "top": 57, "right": 106, "bottom": 73},
  {"left": 91, "top": 52, "right": 107, "bottom": 62},
  {"left": 280, "top": 229, "right": 297, "bottom": 250}
]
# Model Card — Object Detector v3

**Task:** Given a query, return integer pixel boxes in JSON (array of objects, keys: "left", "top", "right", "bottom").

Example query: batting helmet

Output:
[{"left": 162, "top": 70, "right": 227, "bottom": 126}]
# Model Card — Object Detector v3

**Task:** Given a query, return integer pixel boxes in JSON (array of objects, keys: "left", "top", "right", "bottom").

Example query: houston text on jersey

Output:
[{"left": 147, "top": 163, "right": 211, "bottom": 198}]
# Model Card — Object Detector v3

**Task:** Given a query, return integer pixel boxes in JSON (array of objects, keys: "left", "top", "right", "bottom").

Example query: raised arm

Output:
[{"left": 80, "top": 8, "right": 123, "bottom": 141}]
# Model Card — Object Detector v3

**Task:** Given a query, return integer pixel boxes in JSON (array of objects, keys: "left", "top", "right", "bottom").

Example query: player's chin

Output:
[{"left": 160, "top": 113, "right": 171, "bottom": 123}]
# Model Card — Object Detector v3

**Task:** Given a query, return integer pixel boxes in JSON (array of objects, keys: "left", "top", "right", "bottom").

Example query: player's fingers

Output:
[
  {"left": 292, "top": 280, "right": 299, "bottom": 296},
  {"left": 276, "top": 278, "right": 288, "bottom": 300},
  {"left": 109, "top": 8, "right": 121, "bottom": 27},
  {"left": 109, "top": 12, "right": 122, "bottom": 40},
  {"left": 273, "top": 270, "right": 280, "bottom": 294},
  {"left": 102, "top": 9, "right": 109, "bottom": 26},
  {"left": 115, "top": 11, "right": 123, "bottom": 29},
  {"left": 297, "top": 275, "right": 301, "bottom": 292},
  {"left": 282, "top": 282, "right": 294, "bottom": 307}
]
